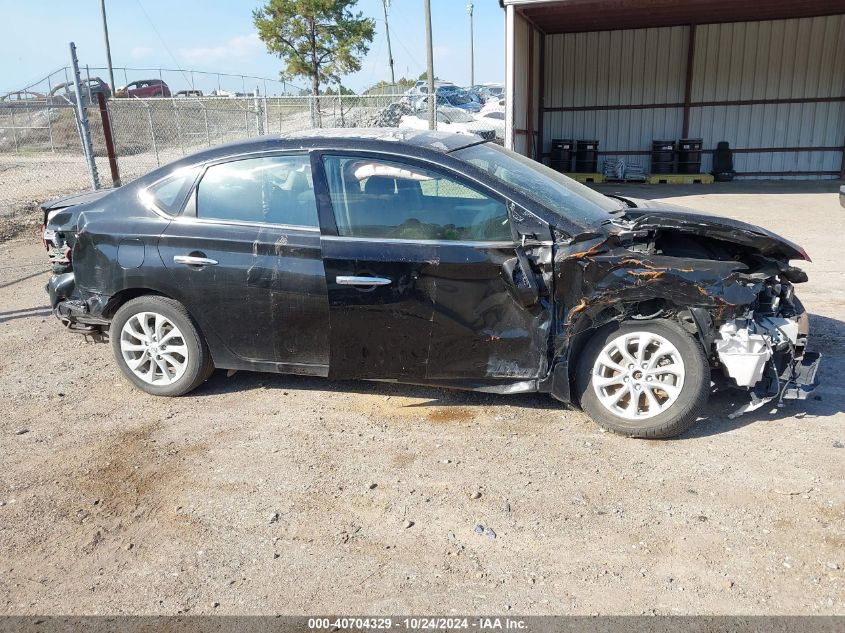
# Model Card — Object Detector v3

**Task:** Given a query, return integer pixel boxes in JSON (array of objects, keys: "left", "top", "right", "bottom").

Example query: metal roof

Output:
[{"left": 501, "top": 0, "right": 845, "bottom": 34}]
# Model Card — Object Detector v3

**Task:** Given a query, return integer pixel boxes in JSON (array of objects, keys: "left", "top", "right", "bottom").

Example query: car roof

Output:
[
  {"left": 133, "top": 129, "right": 487, "bottom": 186},
  {"left": 277, "top": 128, "right": 483, "bottom": 152}
]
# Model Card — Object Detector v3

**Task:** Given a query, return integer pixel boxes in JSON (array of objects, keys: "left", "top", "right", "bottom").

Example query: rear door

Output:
[
  {"left": 316, "top": 152, "right": 551, "bottom": 383},
  {"left": 156, "top": 152, "right": 330, "bottom": 372}
]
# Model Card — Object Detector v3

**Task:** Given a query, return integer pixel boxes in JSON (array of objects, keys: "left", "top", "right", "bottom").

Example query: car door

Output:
[
  {"left": 315, "top": 152, "right": 552, "bottom": 383},
  {"left": 156, "top": 152, "right": 330, "bottom": 373}
]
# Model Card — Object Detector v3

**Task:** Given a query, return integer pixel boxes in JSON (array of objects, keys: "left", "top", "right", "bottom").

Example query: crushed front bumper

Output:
[{"left": 781, "top": 351, "right": 821, "bottom": 400}]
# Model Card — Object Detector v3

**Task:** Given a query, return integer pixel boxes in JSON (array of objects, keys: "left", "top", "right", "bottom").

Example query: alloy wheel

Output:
[
  {"left": 119, "top": 311, "right": 189, "bottom": 386},
  {"left": 591, "top": 331, "right": 686, "bottom": 420}
]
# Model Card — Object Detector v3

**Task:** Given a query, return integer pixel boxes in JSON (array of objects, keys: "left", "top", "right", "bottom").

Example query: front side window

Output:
[
  {"left": 196, "top": 154, "right": 317, "bottom": 226},
  {"left": 322, "top": 155, "right": 511, "bottom": 241}
]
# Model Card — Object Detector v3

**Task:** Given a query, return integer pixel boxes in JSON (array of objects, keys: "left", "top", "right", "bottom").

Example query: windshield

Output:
[{"left": 453, "top": 143, "right": 621, "bottom": 227}]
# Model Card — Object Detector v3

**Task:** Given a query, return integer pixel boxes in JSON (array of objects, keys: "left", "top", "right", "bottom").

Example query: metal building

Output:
[{"left": 502, "top": 0, "right": 845, "bottom": 179}]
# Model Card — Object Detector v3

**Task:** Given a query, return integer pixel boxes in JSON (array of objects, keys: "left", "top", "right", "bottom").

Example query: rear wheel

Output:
[
  {"left": 575, "top": 319, "right": 709, "bottom": 438},
  {"left": 110, "top": 296, "right": 213, "bottom": 396}
]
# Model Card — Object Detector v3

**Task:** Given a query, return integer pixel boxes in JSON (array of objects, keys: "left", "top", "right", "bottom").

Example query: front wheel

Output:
[
  {"left": 110, "top": 296, "right": 213, "bottom": 396},
  {"left": 575, "top": 319, "right": 709, "bottom": 438}
]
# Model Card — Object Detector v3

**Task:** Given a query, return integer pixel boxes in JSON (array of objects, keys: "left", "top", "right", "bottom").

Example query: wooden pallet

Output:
[
  {"left": 647, "top": 173, "right": 715, "bottom": 184},
  {"left": 563, "top": 173, "right": 605, "bottom": 183}
]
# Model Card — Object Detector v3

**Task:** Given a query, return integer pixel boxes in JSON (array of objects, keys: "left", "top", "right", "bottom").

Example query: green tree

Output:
[
  {"left": 324, "top": 84, "right": 356, "bottom": 96},
  {"left": 254, "top": 0, "right": 375, "bottom": 98}
]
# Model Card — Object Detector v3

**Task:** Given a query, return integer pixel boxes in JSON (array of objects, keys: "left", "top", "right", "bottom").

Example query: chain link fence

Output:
[{"left": 1, "top": 64, "right": 504, "bottom": 238}]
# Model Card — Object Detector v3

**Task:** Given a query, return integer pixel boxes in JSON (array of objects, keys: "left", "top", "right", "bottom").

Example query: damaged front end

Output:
[
  {"left": 714, "top": 284, "right": 819, "bottom": 417},
  {"left": 551, "top": 203, "right": 820, "bottom": 416}
]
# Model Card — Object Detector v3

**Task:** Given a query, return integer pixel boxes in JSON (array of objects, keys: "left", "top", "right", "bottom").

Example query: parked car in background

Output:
[
  {"left": 480, "top": 97, "right": 506, "bottom": 115},
  {"left": 116, "top": 79, "right": 171, "bottom": 98},
  {"left": 48, "top": 77, "right": 111, "bottom": 104},
  {"left": 42, "top": 129, "right": 819, "bottom": 439},
  {"left": 400, "top": 108, "right": 497, "bottom": 140},
  {"left": 840, "top": 185, "right": 845, "bottom": 209},
  {"left": 407, "top": 80, "right": 456, "bottom": 96},
  {"left": 470, "top": 84, "right": 504, "bottom": 103},
  {"left": 415, "top": 88, "right": 482, "bottom": 114},
  {"left": 175, "top": 89, "right": 204, "bottom": 98},
  {"left": 0, "top": 90, "right": 46, "bottom": 106}
]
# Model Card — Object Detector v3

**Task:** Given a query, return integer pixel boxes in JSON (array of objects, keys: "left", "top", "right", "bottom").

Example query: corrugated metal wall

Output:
[
  {"left": 541, "top": 15, "right": 845, "bottom": 179},
  {"left": 690, "top": 17, "right": 845, "bottom": 177}
]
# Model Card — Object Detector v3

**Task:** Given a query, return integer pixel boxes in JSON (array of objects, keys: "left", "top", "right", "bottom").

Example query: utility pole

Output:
[
  {"left": 467, "top": 3, "right": 475, "bottom": 87},
  {"left": 424, "top": 0, "right": 435, "bottom": 130},
  {"left": 383, "top": 0, "right": 396, "bottom": 86},
  {"left": 100, "top": 0, "right": 116, "bottom": 94}
]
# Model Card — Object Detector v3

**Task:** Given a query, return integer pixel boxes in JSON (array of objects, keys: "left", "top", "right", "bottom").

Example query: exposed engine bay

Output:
[{"left": 545, "top": 199, "right": 821, "bottom": 417}]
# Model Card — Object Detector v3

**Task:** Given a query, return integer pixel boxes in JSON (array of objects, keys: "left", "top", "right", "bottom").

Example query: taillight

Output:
[{"left": 798, "top": 245, "right": 812, "bottom": 262}]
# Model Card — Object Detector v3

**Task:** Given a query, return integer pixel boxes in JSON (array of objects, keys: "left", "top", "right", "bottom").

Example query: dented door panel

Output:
[
  {"left": 158, "top": 220, "right": 329, "bottom": 369},
  {"left": 322, "top": 236, "right": 551, "bottom": 382}
]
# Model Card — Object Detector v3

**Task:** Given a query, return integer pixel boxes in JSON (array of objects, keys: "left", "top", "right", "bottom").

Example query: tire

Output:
[
  {"left": 574, "top": 319, "right": 709, "bottom": 439},
  {"left": 110, "top": 296, "right": 213, "bottom": 397}
]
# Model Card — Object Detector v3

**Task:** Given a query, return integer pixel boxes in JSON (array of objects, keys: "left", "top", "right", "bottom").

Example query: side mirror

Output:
[{"left": 501, "top": 246, "right": 540, "bottom": 308}]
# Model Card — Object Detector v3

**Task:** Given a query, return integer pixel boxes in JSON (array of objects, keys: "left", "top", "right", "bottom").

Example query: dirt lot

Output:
[{"left": 0, "top": 181, "right": 843, "bottom": 616}]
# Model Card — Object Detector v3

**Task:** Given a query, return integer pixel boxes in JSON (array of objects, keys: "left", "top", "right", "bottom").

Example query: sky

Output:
[{"left": 1, "top": 0, "right": 505, "bottom": 94}]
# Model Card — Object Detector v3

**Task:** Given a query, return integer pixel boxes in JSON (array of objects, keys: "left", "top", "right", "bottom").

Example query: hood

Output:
[
  {"left": 619, "top": 199, "right": 809, "bottom": 261},
  {"left": 40, "top": 189, "right": 112, "bottom": 212}
]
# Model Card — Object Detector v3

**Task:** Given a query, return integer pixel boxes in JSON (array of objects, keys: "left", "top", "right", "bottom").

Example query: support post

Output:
[
  {"left": 537, "top": 32, "right": 545, "bottom": 163},
  {"left": 263, "top": 95, "right": 269, "bottom": 136},
  {"left": 526, "top": 26, "right": 534, "bottom": 159},
  {"left": 682, "top": 24, "right": 696, "bottom": 138},
  {"left": 201, "top": 102, "right": 211, "bottom": 147},
  {"left": 504, "top": 5, "right": 515, "bottom": 151},
  {"left": 254, "top": 86, "right": 264, "bottom": 135},
  {"left": 145, "top": 102, "right": 160, "bottom": 166},
  {"left": 172, "top": 98, "right": 185, "bottom": 154},
  {"left": 70, "top": 42, "right": 100, "bottom": 190},
  {"left": 467, "top": 3, "right": 475, "bottom": 87},
  {"left": 424, "top": 0, "right": 435, "bottom": 130},
  {"left": 10, "top": 107, "right": 19, "bottom": 152},
  {"left": 96, "top": 92, "right": 120, "bottom": 187}
]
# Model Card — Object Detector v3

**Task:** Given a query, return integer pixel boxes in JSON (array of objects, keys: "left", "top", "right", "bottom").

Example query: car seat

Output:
[{"left": 712, "top": 141, "right": 736, "bottom": 182}]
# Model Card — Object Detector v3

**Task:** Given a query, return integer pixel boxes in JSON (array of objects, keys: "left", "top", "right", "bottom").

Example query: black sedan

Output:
[{"left": 42, "top": 129, "right": 819, "bottom": 438}]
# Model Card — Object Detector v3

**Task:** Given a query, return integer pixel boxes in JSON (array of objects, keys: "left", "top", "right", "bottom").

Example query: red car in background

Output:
[{"left": 115, "top": 79, "right": 171, "bottom": 98}]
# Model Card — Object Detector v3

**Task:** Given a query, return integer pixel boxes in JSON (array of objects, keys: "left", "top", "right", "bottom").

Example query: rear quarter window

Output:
[{"left": 142, "top": 166, "right": 200, "bottom": 215}]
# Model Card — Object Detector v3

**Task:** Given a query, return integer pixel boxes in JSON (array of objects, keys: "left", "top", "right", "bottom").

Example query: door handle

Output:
[
  {"left": 336, "top": 275, "right": 391, "bottom": 286},
  {"left": 174, "top": 255, "right": 218, "bottom": 266}
]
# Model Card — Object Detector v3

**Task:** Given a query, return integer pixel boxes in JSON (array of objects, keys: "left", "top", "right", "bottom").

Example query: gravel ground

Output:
[{"left": 0, "top": 181, "right": 843, "bottom": 616}]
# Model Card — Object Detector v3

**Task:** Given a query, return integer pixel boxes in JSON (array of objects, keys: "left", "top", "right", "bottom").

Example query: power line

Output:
[{"left": 134, "top": 0, "right": 191, "bottom": 86}]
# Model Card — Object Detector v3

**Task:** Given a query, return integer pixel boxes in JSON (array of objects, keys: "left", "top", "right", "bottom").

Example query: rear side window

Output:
[
  {"left": 196, "top": 155, "right": 317, "bottom": 226},
  {"left": 322, "top": 155, "right": 511, "bottom": 241},
  {"left": 144, "top": 166, "right": 200, "bottom": 214}
]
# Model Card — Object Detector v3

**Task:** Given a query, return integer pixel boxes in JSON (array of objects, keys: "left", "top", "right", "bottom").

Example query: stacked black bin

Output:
[
  {"left": 550, "top": 139, "right": 573, "bottom": 173},
  {"left": 575, "top": 140, "right": 599, "bottom": 173},
  {"left": 677, "top": 138, "right": 703, "bottom": 174},
  {"left": 651, "top": 140, "right": 675, "bottom": 174}
]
